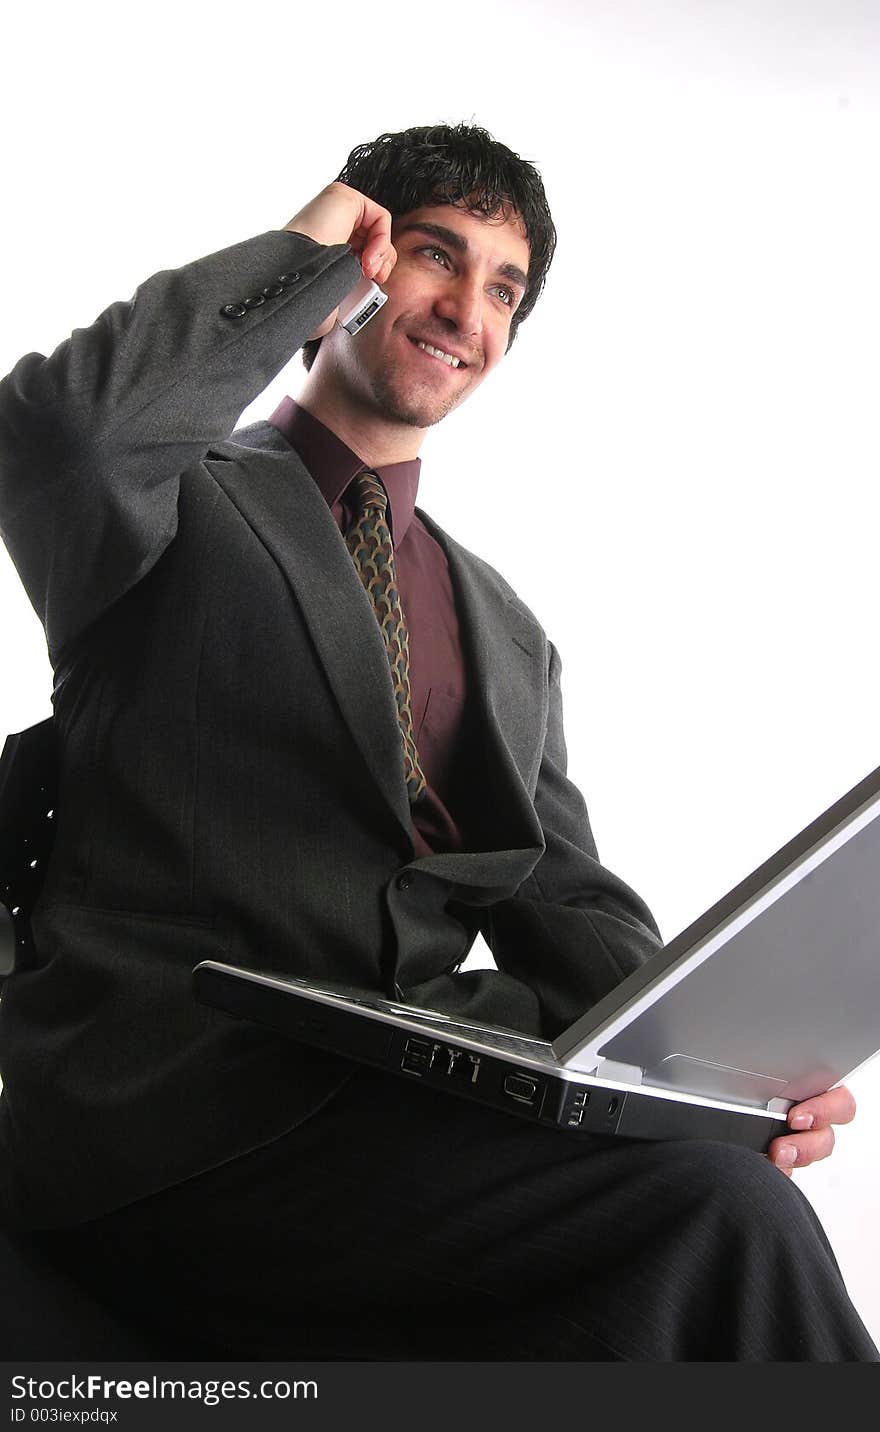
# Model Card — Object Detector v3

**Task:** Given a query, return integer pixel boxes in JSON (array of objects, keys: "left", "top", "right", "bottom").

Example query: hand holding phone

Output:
[{"left": 284, "top": 183, "right": 395, "bottom": 284}]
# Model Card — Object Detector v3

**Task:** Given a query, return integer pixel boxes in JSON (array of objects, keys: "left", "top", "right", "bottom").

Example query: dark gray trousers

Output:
[{"left": 6, "top": 1067, "right": 878, "bottom": 1361}]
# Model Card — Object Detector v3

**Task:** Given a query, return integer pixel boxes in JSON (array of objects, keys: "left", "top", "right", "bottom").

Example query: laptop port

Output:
[
  {"left": 400, "top": 1052, "right": 427, "bottom": 1075},
  {"left": 503, "top": 1072, "right": 540, "bottom": 1105},
  {"left": 401, "top": 1036, "right": 430, "bottom": 1076}
]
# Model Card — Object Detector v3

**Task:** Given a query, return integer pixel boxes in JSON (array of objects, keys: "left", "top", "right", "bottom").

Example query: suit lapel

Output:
[
  {"left": 207, "top": 424, "right": 551, "bottom": 893},
  {"left": 412, "top": 510, "right": 550, "bottom": 897},
  {"left": 416, "top": 509, "right": 549, "bottom": 798},
  {"left": 207, "top": 426, "right": 415, "bottom": 849}
]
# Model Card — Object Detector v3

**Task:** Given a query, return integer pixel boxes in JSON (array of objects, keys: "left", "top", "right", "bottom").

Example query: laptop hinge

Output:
[{"left": 594, "top": 1058, "right": 644, "bottom": 1086}]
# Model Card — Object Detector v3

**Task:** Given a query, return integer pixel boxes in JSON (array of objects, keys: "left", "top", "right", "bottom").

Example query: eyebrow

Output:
[{"left": 395, "top": 221, "right": 529, "bottom": 296}]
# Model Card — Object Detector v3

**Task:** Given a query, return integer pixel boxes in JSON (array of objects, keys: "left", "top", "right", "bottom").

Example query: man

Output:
[{"left": 0, "top": 123, "right": 874, "bottom": 1360}]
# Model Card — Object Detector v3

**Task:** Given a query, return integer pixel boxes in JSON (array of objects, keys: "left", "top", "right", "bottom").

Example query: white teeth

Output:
[{"left": 416, "top": 341, "right": 460, "bottom": 368}]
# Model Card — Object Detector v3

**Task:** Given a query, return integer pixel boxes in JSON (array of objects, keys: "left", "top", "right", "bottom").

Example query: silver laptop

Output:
[{"left": 194, "top": 759, "right": 880, "bottom": 1154}]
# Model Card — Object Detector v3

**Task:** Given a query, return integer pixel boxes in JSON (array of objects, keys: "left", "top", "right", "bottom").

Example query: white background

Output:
[{"left": 1, "top": 0, "right": 878, "bottom": 1349}]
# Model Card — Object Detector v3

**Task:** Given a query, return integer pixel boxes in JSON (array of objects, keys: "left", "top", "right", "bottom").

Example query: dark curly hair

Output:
[{"left": 301, "top": 122, "right": 556, "bottom": 371}]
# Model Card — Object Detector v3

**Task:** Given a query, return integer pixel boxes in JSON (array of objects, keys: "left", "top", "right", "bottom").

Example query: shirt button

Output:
[
  {"left": 219, "top": 302, "right": 247, "bottom": 319},
  {"left": 397, "top": 873, "right": 413, "bottom": 891}
]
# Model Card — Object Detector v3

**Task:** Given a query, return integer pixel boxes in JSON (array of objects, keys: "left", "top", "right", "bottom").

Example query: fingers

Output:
[
  {"left": 363, "top": 242, "right": 397, "bottom": 285},
  {"left": 284, "top": 183, "right": 395, "bottom": 280},
  {"left": 788, "top": 1084, "right": 857, "bottom": 1132},
  {"left": 766, "top": 1085, "right": 857, "bottom": 1176},
  {"left": 769, "top": 1125, "right": 836, "bottom": 1176},
  {"left": 285, "top": 183, "right": 398, "bottom": 287},
  {"left": 346, "top": 200, "right": 393, "bottom": 283}
]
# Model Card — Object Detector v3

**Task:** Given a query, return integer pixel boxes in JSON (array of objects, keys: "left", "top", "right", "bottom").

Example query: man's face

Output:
[{"left": 313, "top": 201, "right": 531, "bottom": 430}]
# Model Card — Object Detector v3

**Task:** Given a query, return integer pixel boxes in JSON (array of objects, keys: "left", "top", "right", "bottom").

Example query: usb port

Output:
[{"left": 401, "top": 1036, "right": 430, "bottom": 1076}]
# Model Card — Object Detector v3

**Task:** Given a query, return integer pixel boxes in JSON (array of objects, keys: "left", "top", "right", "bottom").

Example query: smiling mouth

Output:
[{"left": 409, "top": 338, "right": 466, "bottom": 369}]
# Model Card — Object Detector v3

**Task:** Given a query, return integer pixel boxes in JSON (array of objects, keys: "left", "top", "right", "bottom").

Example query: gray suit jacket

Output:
[{"left": 0, "top": 226, "right": 662, "bottom": 1226}]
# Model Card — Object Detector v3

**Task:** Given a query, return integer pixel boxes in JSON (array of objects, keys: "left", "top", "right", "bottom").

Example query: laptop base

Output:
[{"left": 193, "top": 961, "right": 785, "bottom": 1154}]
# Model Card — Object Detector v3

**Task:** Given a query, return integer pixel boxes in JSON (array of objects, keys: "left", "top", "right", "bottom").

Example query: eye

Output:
[
  {"left": 492, "top": 283, "right": 522, "bottom": 313},
  {"left": 418, "top": 246, "right": 451, "bottom": 268}
]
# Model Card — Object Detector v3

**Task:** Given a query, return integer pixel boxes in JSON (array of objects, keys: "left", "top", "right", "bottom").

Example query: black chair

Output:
[
  {"left": 0, "top": 719, "right": 168, "bottom": 1357},
  {"left": 0, "top": 717, "right": 58, "bottom": 982}
]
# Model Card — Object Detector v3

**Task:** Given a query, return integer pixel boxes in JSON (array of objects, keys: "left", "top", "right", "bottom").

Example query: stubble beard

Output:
[
  {"left": 367, "top": 358, "right": 467, "bottom": 430},
  {"left": 322, "top": 316, "right": 477, "bottom": 431},
  {"left": 363, "top": 311, "right": 474, "bottom": 428}
]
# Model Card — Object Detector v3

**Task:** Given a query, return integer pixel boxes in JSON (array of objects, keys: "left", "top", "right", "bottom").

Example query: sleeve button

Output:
[
  {"left": 278, "top": 271, "right": 301, "bottom": 287},
  {"left": 243, "top": 294, "right": 266, "bottom": 309},
  {"left": 220, "top": 302, "right": 247, "bottom": 319},
  {"left": 397, "top": 873, "right": 413, "bottom": 891},
  {"left": 261, "top": 283, "right": 284, "bottom": 298}
]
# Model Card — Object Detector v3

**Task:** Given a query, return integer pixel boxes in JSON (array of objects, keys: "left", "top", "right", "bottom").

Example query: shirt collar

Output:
[{"left": 268, "top": 395, "right": 422, "bottom": 545}]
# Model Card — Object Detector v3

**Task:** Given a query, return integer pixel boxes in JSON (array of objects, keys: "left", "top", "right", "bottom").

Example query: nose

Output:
[{"left": 433, "top": 275, "right": 483, "bottom": 338}]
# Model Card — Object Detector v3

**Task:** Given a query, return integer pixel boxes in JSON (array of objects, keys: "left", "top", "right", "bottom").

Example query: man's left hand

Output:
[{"left": 768, "top": 1085, "right": 857, "bottom": 1176}]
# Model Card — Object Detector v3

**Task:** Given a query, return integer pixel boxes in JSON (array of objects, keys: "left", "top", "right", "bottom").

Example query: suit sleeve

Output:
[
  {"left": 482, "top": 640, "right": 664, "bottom": 1038},
  {"left": 0, "top": 228, "right": 362, "bottom": 665}
]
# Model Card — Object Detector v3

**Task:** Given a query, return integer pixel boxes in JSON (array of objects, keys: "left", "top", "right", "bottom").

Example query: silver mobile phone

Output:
[{"left": 336, "top": 274, "right": 388, "bottom": 335}]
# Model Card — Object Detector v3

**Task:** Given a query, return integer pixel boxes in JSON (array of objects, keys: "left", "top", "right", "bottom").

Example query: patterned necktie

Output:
[{"left": 345, "top": 471, "right": 427, "bottom": 804}]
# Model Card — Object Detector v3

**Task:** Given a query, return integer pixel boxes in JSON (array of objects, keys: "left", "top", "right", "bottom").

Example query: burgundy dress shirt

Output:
[{"left": 269, "top": 396, "right": 468, "bottom": 857}]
